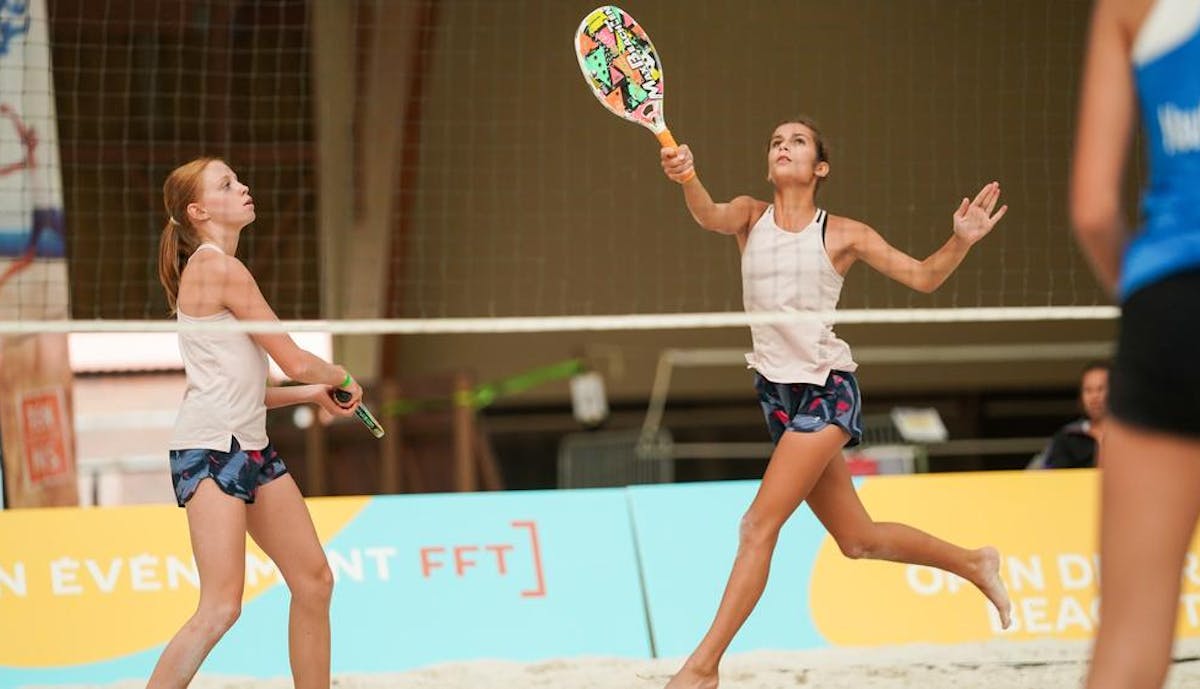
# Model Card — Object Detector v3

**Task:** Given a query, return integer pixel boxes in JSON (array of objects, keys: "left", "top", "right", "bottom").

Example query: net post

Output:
[
  {"left": 452, "top": 371, "right": 477, "bottom": 492},
  {"left": 379, "top": 377, "right": 402, "bottom": 494}
]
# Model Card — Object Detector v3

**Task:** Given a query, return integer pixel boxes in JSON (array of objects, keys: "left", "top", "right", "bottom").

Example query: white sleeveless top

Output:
[
  {"left": 169, "top": 243, "right": 270, "bottom": 452},
  {"left": 742, "top": 206, "right": 857, "bottom": 384}
]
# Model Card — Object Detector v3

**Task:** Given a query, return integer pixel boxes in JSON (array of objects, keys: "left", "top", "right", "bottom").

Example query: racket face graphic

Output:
[{"left": 575, "top": 6, "right": 668, "bottom": 135}]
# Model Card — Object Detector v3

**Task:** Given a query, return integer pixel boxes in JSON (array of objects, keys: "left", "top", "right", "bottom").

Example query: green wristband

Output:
[{"left": 340, "top": 372, "right": 353, "bottom": 388}]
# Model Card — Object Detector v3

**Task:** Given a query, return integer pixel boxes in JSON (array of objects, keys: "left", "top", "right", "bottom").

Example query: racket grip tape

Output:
[
  {"left": 655, "top": 129, "right": 679, "bottom": 148},
  {"left": 333, "top": 389, "right": 386, "bottom": 439}
]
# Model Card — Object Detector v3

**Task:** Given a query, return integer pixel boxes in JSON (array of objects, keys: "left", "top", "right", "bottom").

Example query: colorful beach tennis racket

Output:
[
  {"left": 334, "top": 389, "right": 386, "bottom": 439},
  {"left": 574, "top": 6, "right": 693, "bottom": 180}
]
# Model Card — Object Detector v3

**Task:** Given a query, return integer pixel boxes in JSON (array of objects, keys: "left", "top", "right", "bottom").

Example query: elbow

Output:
[
  {"left": 1069, "top": 193, "right": 1121, "bottom": 242},
  {"left": 1071, "top": 210, "right": 1121, "bottom": 244},
  {"left": 280, "top": 358, "right": 309, "bottom": 382},
  {"left": 911, "top": 270, "right": 941, "bottom": 294},
  {"left": 694, "top": 214, "right": 719, "bottom": 233},
  {"left": 696, "top": 217, "right": 736, "bottom": 235},
  {"left": 691, "top": 209, "right": 728, "bottom": 234},
  {"left": 916, "top": 279, "right": 939, "bottom": 294}
]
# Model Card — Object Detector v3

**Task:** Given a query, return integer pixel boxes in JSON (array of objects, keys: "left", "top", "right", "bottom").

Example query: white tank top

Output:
[
  {"left": 169, "top": 243, "right": 270, "bottom": 452},
  {"left": 742, "top": 206, "right": 857, "bottom": 384}
]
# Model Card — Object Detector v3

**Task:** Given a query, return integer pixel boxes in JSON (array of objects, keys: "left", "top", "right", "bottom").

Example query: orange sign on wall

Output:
[
  {"left": 18, "top": 388, "right": 70, "bottom": 488},
  {"left": 0, "top": 333, "right": 78, "bottom": 508}
]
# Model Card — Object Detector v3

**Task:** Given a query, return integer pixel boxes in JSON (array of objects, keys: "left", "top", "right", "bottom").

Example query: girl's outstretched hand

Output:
[{"left": 953, "top": 181, "right": 1008, "bottom": 244}]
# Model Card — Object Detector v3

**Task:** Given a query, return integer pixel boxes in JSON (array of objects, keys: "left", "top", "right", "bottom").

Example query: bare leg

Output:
[
  {"left": 146, "top": 481, "right": 247, "bottom": 689},
  {"left": 247, "top": 474, "right": 334, "bottom": 689},
  {"left": 1086, "top": 420, "right": 1200, "bottom": 689},
  {"left": 806, "top": 452, "right": 1011, "bottom": 626},
  {"left": 665, "top": 426, "right": 849, "bottom": 689}
]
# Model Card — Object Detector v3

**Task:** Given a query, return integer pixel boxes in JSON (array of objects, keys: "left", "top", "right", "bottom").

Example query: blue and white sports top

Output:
[{"left": 1122, "top": 0, "right": 1200, "bottom": 299}]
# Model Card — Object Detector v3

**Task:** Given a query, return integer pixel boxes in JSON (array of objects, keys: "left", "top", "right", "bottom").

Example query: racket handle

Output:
[
  {"left": 656, "top": 129, "right": 695, "bottom": 184},
  {"left": 333, "top": 389, "right": 386, "bottom": 439}
]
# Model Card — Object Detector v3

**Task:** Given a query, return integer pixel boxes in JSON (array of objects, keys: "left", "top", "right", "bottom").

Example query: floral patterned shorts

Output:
[
  {"left": 754, "top": 370, "right": 864, "bottom": 448},
  {"left": 169, "top": 437, "right": 288, "bottom": 507}
]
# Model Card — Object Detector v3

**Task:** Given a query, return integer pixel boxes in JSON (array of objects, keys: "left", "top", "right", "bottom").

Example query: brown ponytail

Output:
[{"left": 157, "top": 157, "right": 218, "bottom": 313}]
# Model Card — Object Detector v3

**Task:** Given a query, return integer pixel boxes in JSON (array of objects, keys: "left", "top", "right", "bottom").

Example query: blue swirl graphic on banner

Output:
[{"left": 0, "top": 1, "right": 31, "bottom": 57}]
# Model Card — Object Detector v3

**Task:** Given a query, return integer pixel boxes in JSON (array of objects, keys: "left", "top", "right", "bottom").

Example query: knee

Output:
[
  {"left": 739, "top": 510, "right": 783, "bottom": 548},
  {"left": 290, "top": 562, "right": 334, "bottom": 607},
  {"left": 834, "top": 529, "right": 878, "bottom": 560},
  {"left": 196, "top": 599, "right": 241, "bottom": 638}
]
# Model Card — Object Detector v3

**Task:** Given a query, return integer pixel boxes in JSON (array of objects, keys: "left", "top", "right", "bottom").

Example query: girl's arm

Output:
[
  {"left": 661, "top": 145, "right": 762, "bottom": 235},
  {"left": 1070, "top": 0, "right": 1137, "bottom": 297},
  {"left": 843, "top": 182, "right": 1007, "bottom": 293},
  {"left": 264, "top": 384, "right": 357, "bottom": 417},
  {"left": 212, "top": 255, "right": 364, "bottom": 406}
]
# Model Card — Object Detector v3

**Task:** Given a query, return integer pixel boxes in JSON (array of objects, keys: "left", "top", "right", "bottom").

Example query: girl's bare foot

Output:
[
  {"left": 664, "top": 662, "right": 719, "bottom": 689},
  {"left": 973, "top": 546, "right": 1012, "bottom": 628}
]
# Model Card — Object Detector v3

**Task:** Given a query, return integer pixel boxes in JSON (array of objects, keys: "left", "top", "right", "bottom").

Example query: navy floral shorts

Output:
[
  {"left": 754, "top": 370, "right": 864, "bottom": 448},
  {"left": 168, "top": 437, "right": 289, "bottom": 507}
]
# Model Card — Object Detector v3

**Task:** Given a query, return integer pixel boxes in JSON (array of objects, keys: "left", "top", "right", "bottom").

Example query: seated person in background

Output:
[{"left": 1034, "top": 360, "right": 1111, "bottom": 469}]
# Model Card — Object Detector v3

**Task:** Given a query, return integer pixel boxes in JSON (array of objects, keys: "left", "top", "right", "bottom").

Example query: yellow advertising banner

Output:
[
  {"left": 808, "top": 470, "right": 1200, "bottom": 644},
  {"left": 631, "top": 470, "right": 1200, "bottom": 655}
]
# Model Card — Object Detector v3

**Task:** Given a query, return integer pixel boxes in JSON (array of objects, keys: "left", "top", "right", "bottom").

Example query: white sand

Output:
[{"left": 76, "top": 638, "right": 1200, "bottom": 689}]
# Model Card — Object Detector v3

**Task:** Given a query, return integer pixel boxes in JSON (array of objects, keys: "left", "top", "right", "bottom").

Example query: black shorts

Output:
[{"left": 1110, "top": 269, "right": 1200, "bottom": 437}]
